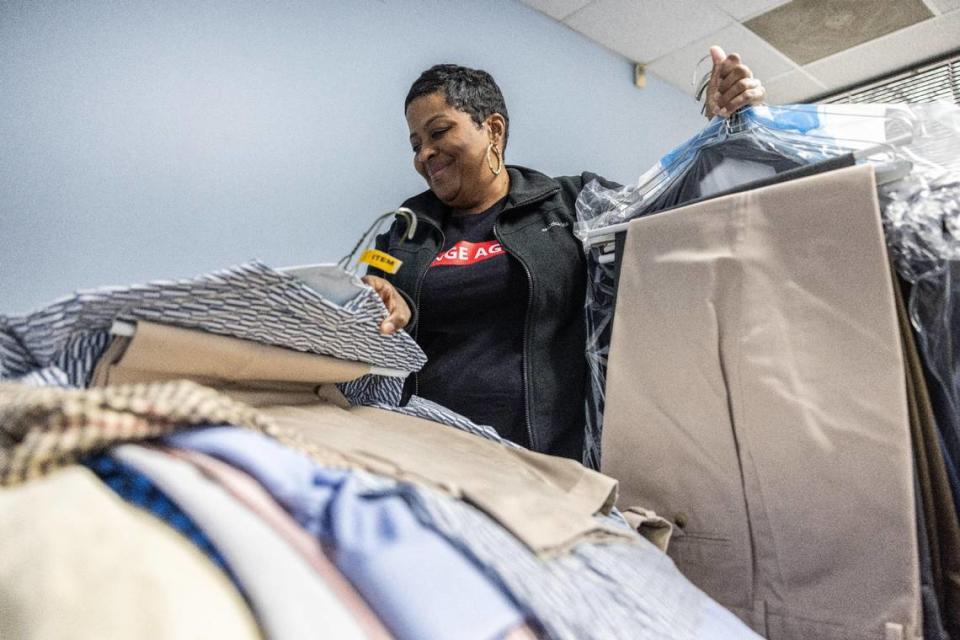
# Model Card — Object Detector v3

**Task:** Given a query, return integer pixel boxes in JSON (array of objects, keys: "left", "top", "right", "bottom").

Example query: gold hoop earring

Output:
[{"left": 486, "top": 143, "right": 503, "bottom": 177}]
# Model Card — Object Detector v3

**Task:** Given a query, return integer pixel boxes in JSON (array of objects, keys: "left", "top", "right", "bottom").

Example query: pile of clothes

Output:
[{"left": 0, "top": 261, "right": 756, "bottom": 640}]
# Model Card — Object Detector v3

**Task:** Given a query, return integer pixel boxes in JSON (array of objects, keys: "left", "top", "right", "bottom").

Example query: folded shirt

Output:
[
  {"left": 166, "top": 446, "right": 396, "bottom": 640},
  {"left": 0, "top": 260, "right": 426, "bottom": 386},
  {"left": 113, "top": 444, "right": 369, "bottom": 640},
  {"left": 163, "top": 430, "right": 524, "bottom": 640}
]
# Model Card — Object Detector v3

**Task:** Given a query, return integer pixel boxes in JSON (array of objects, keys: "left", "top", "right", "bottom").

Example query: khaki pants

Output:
[
  {"left": 92, "top": 320, "right": 628, "bottom": 556},
  {"left": 602, "top": 165, "right": 920, "bottom": 640}
]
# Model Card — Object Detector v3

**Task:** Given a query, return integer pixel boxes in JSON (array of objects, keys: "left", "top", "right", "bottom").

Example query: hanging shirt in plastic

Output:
[{"left": 637, "top": 135, "right": 802, "bottom": 215}]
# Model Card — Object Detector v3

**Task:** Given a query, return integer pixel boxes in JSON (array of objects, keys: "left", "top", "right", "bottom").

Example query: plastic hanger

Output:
[
  {"left": 337, "top": 207, "right": 418, "bottom": 273},
  {"left": 578, "top": 104, "right": 922, "bottom": 250}
]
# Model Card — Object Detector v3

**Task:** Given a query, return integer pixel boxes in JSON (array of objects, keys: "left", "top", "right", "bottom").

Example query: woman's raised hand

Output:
[
  {"left": 362, "top": 275, "right": 412, "bottom": 335},
  {"left": 704, "top": 45, "right": 766, "bottom": 119}
]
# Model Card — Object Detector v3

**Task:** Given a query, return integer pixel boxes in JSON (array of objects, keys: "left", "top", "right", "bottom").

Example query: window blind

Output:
[{"left": 815, "top": 50, "right": 960, "bottom": 105}]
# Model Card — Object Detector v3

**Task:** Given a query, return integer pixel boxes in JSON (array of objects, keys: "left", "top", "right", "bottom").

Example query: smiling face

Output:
[{"left": 406, "top": 91, "right": 507, "bottom": 213}]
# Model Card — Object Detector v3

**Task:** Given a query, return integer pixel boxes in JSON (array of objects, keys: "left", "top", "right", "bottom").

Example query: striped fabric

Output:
[
  {"left": 340, "top": 382, "right": 528, "bottom": 443},
  {"left": 54, "top": 330, "right": 112, "bottom": 387},
  {"left": 0, "top": 380, "right": 273, "bottom": 486},
  {"left": 0, "top": 261, "right": 426, "bottom": 387},
  {"left": 341, "top": 468, "right": 755, "bottom": 640},
  {"left": 371, "top": 395, "right": 513, "bottom": 445},
  {"left": 337, "top": 374, "right": 405, "bottom": 407},
  {"left": 0, "top": 261, "right": 754, "bottom": 637},
  {"left": 13, "top": 366, "right": 71, "bottom": 388},
  {"left": 0, "top": 318, "right": 36, "bottom": 379}
]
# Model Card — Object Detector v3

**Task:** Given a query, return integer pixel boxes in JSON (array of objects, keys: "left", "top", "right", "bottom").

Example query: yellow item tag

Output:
[{"left": 359, "top": 249, "right": 403, "bottom": 274}]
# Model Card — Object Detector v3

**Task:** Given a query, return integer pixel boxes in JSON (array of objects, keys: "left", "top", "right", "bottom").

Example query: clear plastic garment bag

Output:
[
  {"left": 577, "top": 100, "right": 960, "bottom": 638},
  {"left": 573, "top": 101, "right": 960, "bottom": 470},
  {"left": 879, "top": 102, "right": 960, "bottom": 517}
]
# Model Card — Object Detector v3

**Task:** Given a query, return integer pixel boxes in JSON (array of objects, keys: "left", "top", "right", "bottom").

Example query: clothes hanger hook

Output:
[
  {"left": 394, "top": 207, "right": 418, "bottom": 240},
  {"left": 337, "top": 208, "right": 421, "bottom": 271}
]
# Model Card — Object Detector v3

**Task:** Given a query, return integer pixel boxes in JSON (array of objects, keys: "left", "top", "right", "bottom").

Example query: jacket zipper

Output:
[
  {"left": 409, "top": 217, "right": 444, "bottom": 399},
  {"left": 493, "top": 223, "right": 536, "bottom": 451},
  {"left": 406, "top": 211, "right": 536, "bottom": 450}
]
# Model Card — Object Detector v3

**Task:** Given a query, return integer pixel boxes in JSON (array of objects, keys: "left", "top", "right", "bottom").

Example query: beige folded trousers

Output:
[
  {"left": 93, "top": 320, "right": 630, "bottom": 556},
  {"left": 602, "top": 165, "right": 920, "bottom": 640}
]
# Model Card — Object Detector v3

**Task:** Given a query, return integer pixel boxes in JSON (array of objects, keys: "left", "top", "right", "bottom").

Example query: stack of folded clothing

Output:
[{"left": 0, "top": 262, "right": 758, "bottom": 640}]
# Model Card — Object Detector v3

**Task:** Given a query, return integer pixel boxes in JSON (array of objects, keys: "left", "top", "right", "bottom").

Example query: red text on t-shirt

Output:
[{"left": 432, "top": 240, "right": 505, "bottom": 266}]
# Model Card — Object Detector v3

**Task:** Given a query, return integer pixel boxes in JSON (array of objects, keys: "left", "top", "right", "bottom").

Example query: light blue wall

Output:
[{"left": 0, "top": 0, "right": 706, "bottom": 314}]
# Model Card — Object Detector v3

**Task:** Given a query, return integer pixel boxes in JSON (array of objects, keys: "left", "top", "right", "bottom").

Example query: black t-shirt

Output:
[{"left": 416, "top": 197, "right": 530, "bottom": 446}]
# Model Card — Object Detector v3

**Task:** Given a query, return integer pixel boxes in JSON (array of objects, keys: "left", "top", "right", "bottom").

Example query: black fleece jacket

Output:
[{"left": 369, "top": 165, "right": 620, "bottom": 460}]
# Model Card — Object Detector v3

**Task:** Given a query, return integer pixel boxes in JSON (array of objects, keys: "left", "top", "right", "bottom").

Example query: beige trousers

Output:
[
  {"left": 602, "top": 165, "right": 920, "bottom": 640},
  {"left": 93, "top": 320, "right": 630, "bottom": 556}
]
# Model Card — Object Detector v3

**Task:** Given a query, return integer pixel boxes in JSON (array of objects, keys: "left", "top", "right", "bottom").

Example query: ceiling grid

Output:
[{"left": 521, "top": 0, "right": 960, "bottom": 103}]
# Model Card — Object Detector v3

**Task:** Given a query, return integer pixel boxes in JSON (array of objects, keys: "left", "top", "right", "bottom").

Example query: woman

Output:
[{"left": 365, "top": 47, "right": 765, "bottom": 461}]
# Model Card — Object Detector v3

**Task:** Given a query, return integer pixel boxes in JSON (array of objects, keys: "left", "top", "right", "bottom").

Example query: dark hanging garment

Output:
[
  {"left": 637, "top": 135, "right": 805, "bottom": 215},
  {"left": 896, "top": 274, "right": 960, "bottom": 639}
]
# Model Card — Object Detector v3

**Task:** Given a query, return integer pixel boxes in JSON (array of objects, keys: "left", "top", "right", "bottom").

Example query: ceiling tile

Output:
[
  {"left": 709, "top": 0, "right": 791, "bottom": 20},
  {"left": 929, "top": 0, "right": 960, "bottom": 12},
  {"left": 763, "top": 69, "right": 826, "bottom": 104},
  {"left": 519, "top": 0, "right": 595, "bottom": 20},
  {"left": 647, "top": 22, "right": 797, "bottom": 98},
  {"left": 804, "top": 10, "right": 960, "bottom": 92},
  {"left": 563, "top": 0, "right": 733, "bottom": 62},
  {"left": 745, "top": 0, "right": 933, "bottom": 65}
]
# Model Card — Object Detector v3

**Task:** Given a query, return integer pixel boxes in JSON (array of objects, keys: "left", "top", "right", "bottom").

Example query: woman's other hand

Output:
[
  {"left": 362, "top": 275, "right": 411, "bottom": 335},
  {"left": 704, "top": 45, "right": 766, "bottom": 119}
]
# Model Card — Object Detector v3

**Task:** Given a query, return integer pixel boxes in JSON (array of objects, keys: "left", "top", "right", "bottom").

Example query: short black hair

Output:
[{"left": 405, "top": 64, "right": 510, "bottom": 150}]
